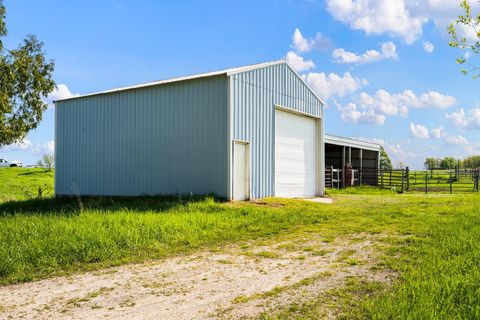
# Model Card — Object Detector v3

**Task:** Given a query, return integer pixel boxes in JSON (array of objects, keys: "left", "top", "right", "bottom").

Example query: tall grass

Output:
[{"left": 2, "top": 169, "right": 480, "bottom": 319}]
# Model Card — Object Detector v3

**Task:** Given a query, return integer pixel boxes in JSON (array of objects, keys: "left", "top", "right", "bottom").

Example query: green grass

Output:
[
  {"left": 0, "top": 167, "right": 54, "bottom": 202},
  {"left": 1, "top": 168, "right": 480, "bottom": 319}
]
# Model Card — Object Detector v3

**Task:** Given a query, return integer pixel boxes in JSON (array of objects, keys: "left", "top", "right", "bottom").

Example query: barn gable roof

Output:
[{"left": 56, "top": 60, "right": 290, "bottom": 102}]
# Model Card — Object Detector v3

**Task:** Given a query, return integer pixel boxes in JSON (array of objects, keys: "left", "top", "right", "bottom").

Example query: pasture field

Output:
[{"left": 1, "top": 168, "right": 480, "bottom": 318}]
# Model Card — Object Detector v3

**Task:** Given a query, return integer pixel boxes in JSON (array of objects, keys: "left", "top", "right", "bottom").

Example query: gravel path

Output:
[{"left": 0, "top": 233, "right": 392, "bottom": 320}]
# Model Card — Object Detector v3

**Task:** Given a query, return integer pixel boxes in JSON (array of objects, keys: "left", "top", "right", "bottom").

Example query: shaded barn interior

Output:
[{"left": 324, "top": 135, "right": 380, "bottom": 188}]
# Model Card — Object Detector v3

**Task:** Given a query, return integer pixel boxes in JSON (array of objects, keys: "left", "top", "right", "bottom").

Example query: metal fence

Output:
[{"left": 327, "top": 166, "right": 480, "bottom": 193}]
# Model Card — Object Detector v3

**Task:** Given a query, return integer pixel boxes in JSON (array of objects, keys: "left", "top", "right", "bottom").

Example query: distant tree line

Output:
[{"left": 424, "top": 156, "right": 480, "bottom": 170}]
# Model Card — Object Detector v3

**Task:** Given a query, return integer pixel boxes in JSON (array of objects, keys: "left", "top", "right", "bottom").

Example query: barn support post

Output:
[
  {"left": 359, "top": 149, "right": 363, "bottom": 186},
  {"left": 342, "top": 146, "right": 346, "bottom": 188}
]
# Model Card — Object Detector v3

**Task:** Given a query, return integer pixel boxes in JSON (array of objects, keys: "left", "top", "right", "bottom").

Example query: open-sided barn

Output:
[{"left": 55, "top": 60, "right": 380, "bottom": 200}]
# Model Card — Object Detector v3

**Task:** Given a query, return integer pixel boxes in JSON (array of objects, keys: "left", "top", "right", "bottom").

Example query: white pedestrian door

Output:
[
  {"left": 275, "top": 110, "right": 317, "bottom": 198},
  {"left": 233, "top": 142, "right": 249, "bottom": 200}
]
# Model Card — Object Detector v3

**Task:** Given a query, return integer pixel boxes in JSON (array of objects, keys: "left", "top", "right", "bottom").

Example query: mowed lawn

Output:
[{"left": 1, "top": 168, "right": 480, "bottom": 318}]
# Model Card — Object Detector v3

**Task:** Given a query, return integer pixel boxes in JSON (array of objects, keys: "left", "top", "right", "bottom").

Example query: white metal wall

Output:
[
  {"left": 230, "top": 63, "right": 324, "bottom": 199},
  {"left": 55, "top": 76, "right": 229, "bottom": 197}
]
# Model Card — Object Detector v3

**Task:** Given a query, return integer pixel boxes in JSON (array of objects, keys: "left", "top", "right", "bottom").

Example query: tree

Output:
[
  {"left": 36, "top": 153, "right": 54, "bottom": 170},
  {"left": 439, "top": 157, "right": 458, "bottom": 170},
  {"left": 424, "top": 157, "right": 440, "bottom": 170},
  {"left": 448, "top": 0, "right": 480, "bottom": 78},
  {"left": 379, "top": 146, "right": 392, "bottom": 171},
  {"left": 0, "top": 0, "right": 55, "bottom": 146},
  {"left": 463, "top": 155, "right": 480, "bottom": 168}
]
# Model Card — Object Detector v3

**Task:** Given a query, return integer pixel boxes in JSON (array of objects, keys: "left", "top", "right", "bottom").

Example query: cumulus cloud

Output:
[
  {"left": 325, "top": 0, "right": 479, "bottom": 44},
  {"left": 445, "top": 108, "right": 480, "bottom": 130},
  {"left": 337, "top": 103, "right": 386, "bottom": 125},
  {"left": 410, "top": 123, "right": 430, "bottom": 139},
  {"left": 43, "top": 84, "right": 79, "bottom": 108},
  {"left": 332, "top": 42, "right": 398, "bottom": 64},
  {"left": 423, "top": 41, "right": 435, "bottom": 53},
  {"left": 2, "top": 139, "right": 54, "bottom": 154},
  {"left": 359, "top": 89, "right": 456, "bottom": 116},
  {"left": 3, "top": 139, "right": 33, "bottom": 151},
  {"left": 286, "top": 51, "right": 315, "bottom": 72},
  {"left": 291, "top": 28, "right": 332, "bottom": 53},
  {"left": 303, "top": 72, "right": 366, "bottom": 101},
  {"left": 336, "top": 89, "right": 457, "bottom": 125},
  {"left": 407, "top": 123, "right": 468, "bottom": 146}
]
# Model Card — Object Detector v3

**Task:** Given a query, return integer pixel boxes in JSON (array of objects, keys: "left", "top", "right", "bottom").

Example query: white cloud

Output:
[
  {"left": 419, "top": 91, "right": 457, "bottom": 109},
  {"left": 43, "top": 84, "right": 79, "bottom": 108},
  {"left": 332, "top": 42, "right": 398, "bottom": 64},
  {"left": 303, "top": 72, "right": 366, "bottom": 101},
  {"left": 43, "top": 141, "right": 55, "bottom": 154},
  {"left": 337, "top": 102, "right": 386, "bottom": 125},
  {"left": 423, "top": 41, "right": 435, "bottom": 53},
  {"left": 326, "top": 0, "right": 426, "bottom": 43},
  {"left": 3, "top": 139, "right": 33, "bottom": 151},
  {"left": 431, "top": 126, "right": 443, "bottom": 139},
  {"left": 408, "top": 123, "right": 469, "bottom": 146},
  {"left": 358, "top": 89, "right": 456, "bottom": 118},
  {"left": 286, "top": 51, "right": 315, "bottom": 73},
  {"left": 291, "top": 28, "right": 332, "bottom": 53},
  {"left": 410, "top": 123, "right": 430, "bottom": 139},
  {"left": 442, "top": 134, "right": 468, "bottom": 145},
  {"left": 2, "top": 139, "right": 54, "bottom": 155},
  {"left": 446, "top": 108, "right": 480, "bottom": 130},
  {"left": 325, "top": 0, "right": 479, "bottom": 44},
  {"left": 337, "top": 89, "right": 457, "bottom": 125}
]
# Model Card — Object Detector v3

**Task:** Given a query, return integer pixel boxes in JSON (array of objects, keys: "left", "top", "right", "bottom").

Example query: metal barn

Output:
[
  {"left": 55, "top": 60, "right": 379, "bottom": 200},
  {"left": 55, "top": 61, "right": 324, "bottom": 200}
]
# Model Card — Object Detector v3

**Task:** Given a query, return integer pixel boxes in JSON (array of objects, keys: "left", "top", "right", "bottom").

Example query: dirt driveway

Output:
[{"left": 0, "top": 232, "right": 393, "bottom": 320}]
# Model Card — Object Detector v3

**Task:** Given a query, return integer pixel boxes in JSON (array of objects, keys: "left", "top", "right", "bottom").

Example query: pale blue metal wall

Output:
[
  {"left": 55, "top": 76, "right": 229, "bottom": 197},
  {"left": 231, "top": 63, "right": 324, "bottom": 199}
]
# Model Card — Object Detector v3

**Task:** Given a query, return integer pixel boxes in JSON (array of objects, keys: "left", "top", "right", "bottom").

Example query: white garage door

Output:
[{"left": 275, "top": 110, "right": 317, "bottom": 198}]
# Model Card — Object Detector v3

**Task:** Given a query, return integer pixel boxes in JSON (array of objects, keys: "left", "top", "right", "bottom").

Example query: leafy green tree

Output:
[
  {"left": 424, "top": 157, "right": 440, "bottom": 170},
  {"left": 439, "top": 157, "right": 458, "bottom": 169},
  {"left": 379, "top": 146, "right": 392, "bottom": 171},
  {"left": 463, "top": 155, "right": 480, "bottom": 168},
  {"left": 448, "top": 0, "right": 480, "bottom": 78},
  {"left": 0, "top": 0, "right": 55, "bottom": 146}
]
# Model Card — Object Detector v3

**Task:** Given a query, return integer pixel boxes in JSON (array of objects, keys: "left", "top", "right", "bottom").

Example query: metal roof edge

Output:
[
  {"left": 283, "top": 63, "right": 326, "bottom": 107},
  {"left": 225, "top": 59, "right": 286, "bottom": 76},
  {"left": 324, "top": 134, "right": 382, "bottom": 151},
  {"left": 55, "top": 60, "right": 287, "bottom": 103}
]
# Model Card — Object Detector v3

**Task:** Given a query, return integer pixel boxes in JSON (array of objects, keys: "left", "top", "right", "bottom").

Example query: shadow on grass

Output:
[
  {"left": 17, "top": 170, "right": 52, "bottom": 176},
  {"left": 0, "top": 194, "right": 224, "bottom": 217}
]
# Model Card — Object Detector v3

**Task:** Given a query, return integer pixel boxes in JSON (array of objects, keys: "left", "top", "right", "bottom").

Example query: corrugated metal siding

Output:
[
  {"left": 231, "top": 63, "right": 323, "bottom": 199},
  {"left": 55, "top": 76, "right": 229, "bottom": 197}
]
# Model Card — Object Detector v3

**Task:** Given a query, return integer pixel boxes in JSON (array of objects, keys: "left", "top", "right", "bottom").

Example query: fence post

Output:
[
  {"left": 449, "top": 172, "right": 453, "bottom": 194},
  {"left": 405, "top": 166, "right": 410, "bottom": 191},
  {"left": 475, "top": 169, "right": 479, "bottom": 192},
  {"left": 380, "top": 168, "right": 384, "bottom": 189},
  {"left": 401, "top": 169, "right": 405, "bottom": 193},
  {"left": 425, "top": 172, "right": 428, "bottom": 194}
]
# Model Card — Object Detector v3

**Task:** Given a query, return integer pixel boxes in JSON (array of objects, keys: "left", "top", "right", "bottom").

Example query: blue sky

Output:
[{"left": 1, "top": 0, "right": 479, "bottom": 168}]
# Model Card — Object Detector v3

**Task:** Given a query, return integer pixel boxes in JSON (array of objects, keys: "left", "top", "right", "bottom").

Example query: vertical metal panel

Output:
[
  {"left": 231, "top": 63, "right": 323, "bottom": 199},
  {"left": 55, "top": 76, "right": 229, "bottom": 198}
]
